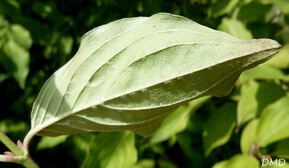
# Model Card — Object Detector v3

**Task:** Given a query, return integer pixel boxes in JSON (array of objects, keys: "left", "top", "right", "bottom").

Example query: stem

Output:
[
  {"left": 0, "top": 130, "right": 23, "bottom": 156},
  {"left": 0, "top": 130, "right": 40, "bottom": 168},
  {"left": 22, "top": 156, "right": 40, "bottom": 168},
  {"left": 0, "top": 155, "right": 24, "bottom": 164}
]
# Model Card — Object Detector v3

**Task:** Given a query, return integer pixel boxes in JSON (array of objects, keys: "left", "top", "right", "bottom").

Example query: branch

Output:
[{"left": 0, "top": 130, "right": 23, "bottom": 156}]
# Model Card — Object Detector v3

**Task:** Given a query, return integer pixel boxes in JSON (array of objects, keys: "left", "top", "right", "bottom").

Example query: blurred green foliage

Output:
[{"left": 0, "top": 0, "right": 289, "bottom": 168}]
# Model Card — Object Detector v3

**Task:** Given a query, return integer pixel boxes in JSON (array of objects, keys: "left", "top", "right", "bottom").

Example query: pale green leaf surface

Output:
[
  {"left": 257, "top": 94, "right": 289, "bottom": 147},
  {"left": 212, "top": 154, "right": 259, "bottom": 168},
  {"left": 149, "top": 96, "right": 210, "bottom": 145},
  {"left": 237, "top": 80, "right": 258, "bottom": 127},
  {"left": 240, "top": 119, "right": 258, "bottom": 154},
  {"left": 203, "top": 102, "right": 236, "bottom": 156},
  {"left": 25, "top": 13, "right": 281, "bottom": 147},
  {"left": 36, "top": 135, "right": 68, "bottom": 150},
  {"left": 81, "top": 132, "right": 137, "bottom": 168},
  {"left": 219, "top": 18, "right": 253, "bottom": 39}
]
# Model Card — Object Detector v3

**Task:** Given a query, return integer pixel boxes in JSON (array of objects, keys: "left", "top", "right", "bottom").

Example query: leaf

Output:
[
  {"left": 81, "top": 132, "right": 137, "bottom": 168},
  {"left": 237, "top": 2, "right": 272, "bottom": 23},
  {"left": 0, "top": 119, "right": 29, "bottom": 134},
  {"left": 203, "top": 102, "right": 236, "bottom": 156},
  {"left": 266, "top": 44, "right": 289, "bottom": 69},
  {"left": 132, "top": 159, "right": 155, "bottom": 168},
  {"left": 10, "top": 24, "right": 32, "bottom": 50},
  {"left": 25, "top": 13, "right": 281, "bottom": 144},
  {"left": 237, "top": 80, "right": 258, "bottom": 127},
  {"left": 210, "top": 0, "right": 239, "bottom": 17},
  {"left": 159, "top": 160, "right": 177, "bottom": 168},
  {"left": 275, "top": 138, "right": 289, "bottom": 159},
  {"left": 238, "top": 64, "right": 289, "bottom": 84},
  {"left": 36, "top": 135, "right": 68, "bottom": 150},
  {"left": 256, "top": 94, "right": 289, "bottom": 147},
  {"left": 218, "top": 18, "right": 253, "bottom": 39},
  {"left": 240, "top": 119, "right": 258, "bottom": 154},
  {"left": 237, "top": 81, "right": 285, "bottom": 127},
  {"left": 0, "top": 39, "right": 30, "bottom": 88},
  {"left": 275, "top": 0, "right": 289, "bottom": 14},
  {"left": 0, "top": 74, "right": 9, "bottom": 83},
  {"left": 149, "top": 96, "right": 210, "bottom": 145},
  {"left": 212, "top": 154, "right": 259, "bottom": 168}
]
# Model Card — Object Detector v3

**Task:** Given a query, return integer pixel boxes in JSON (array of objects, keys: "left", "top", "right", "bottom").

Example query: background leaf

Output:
[
  {"left": 257, "top": 94, "right": 289, "bottom": 147},
  {"left": 149, "top": 96, "right": 210, "bottom": 145},
  {"left": 203, "top": 102, "right": 236, "bottom": 156},
  {"left": 36, "top": 135, "right": 68, "bottom": 150},
  {"left": 212, "top": 155, "right": 259, "bottom": 168},
  {"left": 218, "top": 18, "right": 253, "bottom": 39},
  {"left": 237, "top": 80, "right": 258, "bottom": 127},
  {"left": 81, "top": 132, "right": 137, "bottom": 168},
  {"left": 240, "top": 119, "right": 258, "bottom": 154}
]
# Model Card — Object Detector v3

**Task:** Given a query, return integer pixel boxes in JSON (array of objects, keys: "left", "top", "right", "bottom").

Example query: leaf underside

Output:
[{"left": 28, "top": 13, "right": 280, "bottom": 138}]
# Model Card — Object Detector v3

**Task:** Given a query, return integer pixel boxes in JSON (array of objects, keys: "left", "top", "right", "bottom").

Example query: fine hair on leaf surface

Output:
[
  {"left": 23, "top": 13, "right": 281, "bottom": 155},
  {"left": 0, "top": 12, "right": 281, "bottom": 168}
]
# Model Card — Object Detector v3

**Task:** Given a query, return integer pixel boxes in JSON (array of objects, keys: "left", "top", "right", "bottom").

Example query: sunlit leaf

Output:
[
  {"left": 212, "top": 154, "right": 259, "bottom": 168},
  {"left": 132, "top": 159, "right": 155, "bottom": 168},
  {"left": 149, "top": 96, "right": 210, "bottom": 145},
  {"left": 237, "top": 81, "right": 285, "bottom": 127},
  {"left": 81, "top": 132, "right": 137, "bottom": 168},
  {"left": 266, "top": 44, "right": 289, "bottom": 69},
  {"left": 240, "top": 119, "right": 258, "bottom": 154},
  {"left": 25, "top": 13, "right": 281, "bottom": 147},
  {"left": 36, "top": 135, "right": 69, "bottom": 150},
  {"left": 257, "top": 94, "right": 289, "bottom": 147},
  {"left": 237, "top": 80, "right": 258, "bottom": 127},
  {"left": 0, "top": 39, "right": 30, "bottom": 88},
  {"left": 10, "top": 24, "right": 32, "bottom": 50},
  {"left": 238, "top": 64, "right": 289, "bottom": 84},
  {"left": 203, "top": 102, "right": 236, "bottom": 156},
  {"left": 219, "top": 18, "right": 252, "bottom": 39}
]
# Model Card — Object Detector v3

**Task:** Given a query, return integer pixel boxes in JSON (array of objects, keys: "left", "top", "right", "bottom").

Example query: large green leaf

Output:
[
  {"left": 256, "top": 94, "right": 289, "bottom": 147},
  {"left": 24, "top": 13, "right": 281, "bottom": 151},
  {"left": 203, "top": 102, "right": 236, "bottom": 156},
  {"left": 81, "top": 132, "right": 137, "bottom": 168}
]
